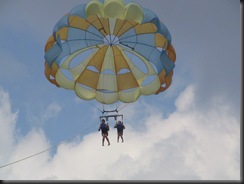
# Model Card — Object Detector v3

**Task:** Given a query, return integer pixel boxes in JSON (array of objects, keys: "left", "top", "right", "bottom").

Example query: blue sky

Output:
[{"left": 0, "top": 0, "right": 241, "bottom": 180}]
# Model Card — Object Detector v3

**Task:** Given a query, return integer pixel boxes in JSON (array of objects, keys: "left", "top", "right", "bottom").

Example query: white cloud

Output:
[
  {"left": 0, "top": 88, "right": 18, "bottom": 163},
  {"left": 175, "top": 85, "right": 195, "bottom": 112},
  {"left": 0, "top": 84, "right": 240, "bottom": 180},
  {"left": 3, "top": 129, "right": 52, "bottom": 180}
]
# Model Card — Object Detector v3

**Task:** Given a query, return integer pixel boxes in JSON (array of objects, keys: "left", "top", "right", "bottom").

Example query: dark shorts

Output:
[
  {"left": 102, "top": 131, "right": 108, "bottom": 136},
  {"left": 117, "top": 131, "right": 123, "bottom": 136}
]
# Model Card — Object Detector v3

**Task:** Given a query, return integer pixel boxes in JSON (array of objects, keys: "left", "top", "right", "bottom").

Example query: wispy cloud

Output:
[
  {"left": 28, "top": 102, "right": 62, "bottom": 126},
  {"left": 42, "top": 103, "right": 62, "bottom": 122}
]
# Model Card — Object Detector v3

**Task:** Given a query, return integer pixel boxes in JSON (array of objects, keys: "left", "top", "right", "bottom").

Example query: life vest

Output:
[
  {"left": 117, "top": 124, "right": 124, "bottom": 131},
  {"left": 101, "top": 123, "right": 108, "bottom": 132}
]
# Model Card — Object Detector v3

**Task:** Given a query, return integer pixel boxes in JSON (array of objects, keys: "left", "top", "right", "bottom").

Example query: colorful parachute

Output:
[{"left": 44, "top": 0, "right": 176, "bottom": 104}]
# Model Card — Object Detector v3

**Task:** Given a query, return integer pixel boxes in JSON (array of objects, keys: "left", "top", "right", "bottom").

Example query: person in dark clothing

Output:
[
  {"left": 98, "top": 119, "right": 110, "bottom": 146},
  {"left": 114, "top": 121, "right": 125, "bottom": 143}
]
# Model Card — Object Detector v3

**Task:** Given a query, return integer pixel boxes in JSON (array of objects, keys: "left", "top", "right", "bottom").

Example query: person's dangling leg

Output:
[
  {"left": 102, "top": 136, "right": 105, "bottom": 146},
  {"left": 106, "top": 136, "right": 110, "bottom": 146}
]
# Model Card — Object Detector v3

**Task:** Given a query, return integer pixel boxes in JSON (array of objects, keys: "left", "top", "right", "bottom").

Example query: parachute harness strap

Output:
[
  {"left": 102, "top": 109, "right": 118, "bottom": 114},
  {"left": 100, "top": 109, "right": 123, "bottom": 122}
]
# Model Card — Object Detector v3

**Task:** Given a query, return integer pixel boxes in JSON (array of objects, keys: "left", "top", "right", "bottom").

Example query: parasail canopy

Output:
[{"left": 44, "top": 0, "right": 176, "bottom": 104}]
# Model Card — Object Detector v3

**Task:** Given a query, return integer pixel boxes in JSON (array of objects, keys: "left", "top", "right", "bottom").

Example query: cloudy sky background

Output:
[{"left": 0, "top": 0, "right": 241, "bottom": 180}]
